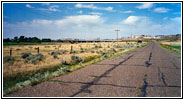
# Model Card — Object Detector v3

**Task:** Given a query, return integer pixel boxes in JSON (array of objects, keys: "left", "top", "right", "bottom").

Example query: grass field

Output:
[{"left": 3, "top": 41, "right": 147, "bottom": 95}]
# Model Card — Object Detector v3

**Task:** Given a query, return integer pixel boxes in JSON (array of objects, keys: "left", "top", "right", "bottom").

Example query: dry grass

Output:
[
  {"left": 3, "top": 42, "right": 139, "bottom": 78},
  {"left": 161, "top": 40, "right": 181, "bottom": 45}
]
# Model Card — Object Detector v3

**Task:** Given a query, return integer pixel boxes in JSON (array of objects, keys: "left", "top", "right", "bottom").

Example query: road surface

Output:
[{"left": 6, "top": 41, "right": 181, "bottom": 97}]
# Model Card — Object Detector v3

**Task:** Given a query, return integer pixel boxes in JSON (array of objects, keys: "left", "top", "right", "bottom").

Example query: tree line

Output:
[{"left": 3, "top": 36, "right": 52, "bottom": 43}]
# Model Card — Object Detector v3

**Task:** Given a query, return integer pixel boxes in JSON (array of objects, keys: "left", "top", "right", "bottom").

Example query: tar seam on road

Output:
[
  {"left": 161, "top": 73, "right": 168, "bottom": 86},
  {"left": 137, "top": 74, "right": 148, "bottom": 97},
  {"left": 145, "top": 43, "right": 153, "bottom": 67},
  {"left": 70, "top": 54, "right": 135, "bottom": 97}
]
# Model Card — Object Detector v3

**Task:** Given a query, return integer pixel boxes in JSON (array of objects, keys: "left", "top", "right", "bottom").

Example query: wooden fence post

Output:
[
  {"left": 71, "top": 45, "right": 73, "bottom": 53},
  {"left": 36, "top": 47, "right": 39, "bottom": 54},
  {"left": 10, "top": 48, "right": 12, "bottom": 57}
]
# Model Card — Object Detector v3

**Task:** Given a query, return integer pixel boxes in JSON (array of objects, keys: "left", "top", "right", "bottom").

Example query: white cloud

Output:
[
  {"left": 75, "top": 4, "right": 114, "bottom": 11},
  {"left": 41, "top": 3, "right": 50, "bottom": 6},
  {"left": 173, "top": 12, "right": 180, "bottom": 14},
  {"left": 89, "top": 12, "right": 102, "bottom": 15},
  {"left": 122, "top": 16, "right": 147, "bottom": 25},
  {"left": 77, "top": 10, "right": 83, "bottom": 14},
  {"left": 153, "top": 7, "right": 170, "bottom": 13},
  {"left": 32, "top": 19, "right": 53, "bottom": 25},
  {"left": 136, "top": 3, "right": 154, "bottom": 9},
  {"left": 3, "top": 15, "right": 181, "bottom": 39},
  {"left": 170, "top": 17, "right": 181, "bottom": 22},
  {"left": 26, "top": 4, "right": 34, "bottom": 8},
  {"left": 121, "top": 10, "right": 134, "bottom": 13},
  {"left": 55, "top": 15, "right": 104, "bottom": 27},
  {"left": 38, "top": 5, "right": 60, "bottom": 12}
]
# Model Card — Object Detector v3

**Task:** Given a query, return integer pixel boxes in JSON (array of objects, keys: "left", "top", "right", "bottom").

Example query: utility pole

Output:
[{"left": 115, "top": 29, "right": 120, "bottom": 41}]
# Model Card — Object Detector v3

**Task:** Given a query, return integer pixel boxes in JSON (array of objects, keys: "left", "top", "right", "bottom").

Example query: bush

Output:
[
  {"left": 52, "top": 53, "right": 58, "bottom": 59},
  {"left": 70, "top": 50, "right": 77, "bottom": 54},
  {"left": 61, "top": 59, "right": 70, "bottom": 65},
  {"left": 91, "top": 50, "right": 95, "bottom": 53},
  {"left": 21, "top": 52, "right": 32, "bottom": 59},
  {"left": 50, "top": 50, "right": 67, "bottom": 58},
  {"left": 137, "top": 40, "right": 142, "bottom": 43},
  {"left": 24, "top": 53, "right": 44, "bottom": 64},
  {"left": 3, "top": 56, "right": 15, "bottom": 64},
  {"left": 61, "top": 66, "right": 70, "bottom": 72},
  {"left": 71, "top": 55, "right": 84, "bottom": 63}
]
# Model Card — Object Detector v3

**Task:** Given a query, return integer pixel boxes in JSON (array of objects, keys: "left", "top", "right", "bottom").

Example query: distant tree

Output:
[
  {"left": 3, "top": 38, "right": 11, "bottom": 42},
  {"left": 13, "top": 36, "right": 19, "bottom": 42},
  {"left": 19, "top": 36, "right": 25, "bottom": 42},
  {"left": 42, "top": 38, "right": 51, "bottom": 42},
  {"left": 32, "top": 37, "right": 41, "bottom": 43}
]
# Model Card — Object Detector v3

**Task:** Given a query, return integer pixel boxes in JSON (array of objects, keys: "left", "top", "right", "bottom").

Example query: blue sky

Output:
[{"left": 3, "top": 3, "right": 181, "bottom": 39}]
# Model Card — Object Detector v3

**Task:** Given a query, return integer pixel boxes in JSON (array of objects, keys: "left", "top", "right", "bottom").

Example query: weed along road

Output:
[{"left": 6, "top": 41, "right": 181, "bottom": 97}]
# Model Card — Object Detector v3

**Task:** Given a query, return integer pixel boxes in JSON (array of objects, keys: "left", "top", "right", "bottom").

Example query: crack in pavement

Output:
[
  {"left": 171, "top": 60, "right": 179, "bottom": 69},
  {"left": 158, "top": 67, "right": 161, "bottom": 81},
  {"left": 70, "top": 54, "right": 135, "bottom": 97},
  {"left": 161, "top": 73, "right": 167, "bottom": 86},
  {"left": 144, "top": 43, "right": 153, "bottom": 67},
  {"left": 136, "top": 74, "right": 148, "bottom": 97}
]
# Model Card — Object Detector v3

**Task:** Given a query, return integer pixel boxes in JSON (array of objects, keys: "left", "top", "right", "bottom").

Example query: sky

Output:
[{"left": 3, "top": 2, "right": 181, "bottom": 39}]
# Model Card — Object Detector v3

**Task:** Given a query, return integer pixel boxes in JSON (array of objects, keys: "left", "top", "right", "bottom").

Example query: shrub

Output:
[
  {"left": 53, "top": 54, "right": 58, "bottom": 59},
  {"left": 60, "top": 66, "right": 70, "bottom": 72},
  {"left": 21, "top": 52, "right": 32, "bottom": 59},
  {"left": 61, "top": 59, "right": 70, "bottom": 65},
  {"left": 16, "top": 48, "right": 21, "bottom": 51},
  {"left": 137, "top": 40, "right": 142, "bottom": 43},
  {"left": 71, "top": 55, "right": 84, "bottom": 63},
  {"left": 50, "top": 50, "right": 67, "bottom": 58},
  {"left": 3, "top": 56, "right": 15, "bottom": 64},
  {"left": 70, "top": 50, "right": 77, "bottom": 54},
  {"left": 91, "top": 50, "right": 95, "bottom": 53},
  {"left": 24, "top": 53, "right": 44, "bottom": 64}
]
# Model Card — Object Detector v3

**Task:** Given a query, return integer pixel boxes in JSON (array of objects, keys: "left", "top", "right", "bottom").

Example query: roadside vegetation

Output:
[
  {"left": 3, "top": 39, "right": 148, "bottom": 95},
  {"left": 158, "top": 40, "right": 181, "bottom": 57}
]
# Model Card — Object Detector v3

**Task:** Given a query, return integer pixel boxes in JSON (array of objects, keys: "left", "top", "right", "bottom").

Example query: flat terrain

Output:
[{"left": 6, "top": 41, "right": 181, "bottom": 97}]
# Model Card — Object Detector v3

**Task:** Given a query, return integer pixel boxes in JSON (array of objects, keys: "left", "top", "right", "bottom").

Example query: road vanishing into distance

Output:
[{"left": 7, "top": 41, "right": 181, "bottom": 97}]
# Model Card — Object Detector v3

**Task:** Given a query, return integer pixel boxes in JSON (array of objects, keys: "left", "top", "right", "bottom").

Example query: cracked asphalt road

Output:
[{"left": 6, "top": 41, "right": 181, "bottom": 97}]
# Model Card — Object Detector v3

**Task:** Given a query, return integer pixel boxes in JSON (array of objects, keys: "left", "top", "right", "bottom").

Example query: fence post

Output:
[
  {"left": 10, "top": 48, "right": 12, "bottom": 57},
  {"left": 71, "top": 45, "right": 73, "bottom": 53},
  {"left": 37, "top": 47, "right": 39, "bottom": 54}
]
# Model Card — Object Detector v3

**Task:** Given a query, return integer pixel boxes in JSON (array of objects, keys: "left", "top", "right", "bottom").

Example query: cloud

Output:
[
  {"left": 55, "top": 15, "right": 104, "bottom": 27},
  {"left": 3, "top": 15, "right": 105, "bottom": 39},
  {"left": 170, "top": 17, "right": 181, "bottom": 22},
  {"left": 38, "top": 5, "right": 60, "bottom": 12},
  {"left": 136, "top": 3, "right": 154, "bottom": 9},
  {"left": 77, "top": 10, "right": 83, "bottom": 14},
  {"left": 121, "top": 10, "right": 134, "bottom": 13},
  {"left": 26, "top": 4, "right": 34, "bottom": 8},
  {"left": 3, "top": 15, "right": 181, "bottom": 39},
  {"left": 75, "top": 4, "right": 114, "bottom": 11},
  {"left": 153, "top": 7, "right": 170, "bottom": 13},
  {"left": 173, "top": 12, "right": 180, "bottom": 14},
  {"left": 89, "top": 12, "right": 102, "bottom": 15},
  {"left": 163, "top": 17, "right": 168, "bottom": 20},
  {"left": 41, "top": 3, "right": 50, "bottom": 6},
  {"left": 122, "top": 16, "right": 148, "bottom": 25}
]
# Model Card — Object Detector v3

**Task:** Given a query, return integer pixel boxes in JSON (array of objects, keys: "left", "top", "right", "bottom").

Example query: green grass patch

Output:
[
  {"left": 167, "top": 45, "right": 181, "bottom": 50},
  {"left": 159, "top": 43, "right": 181, "bottom": 57}
]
